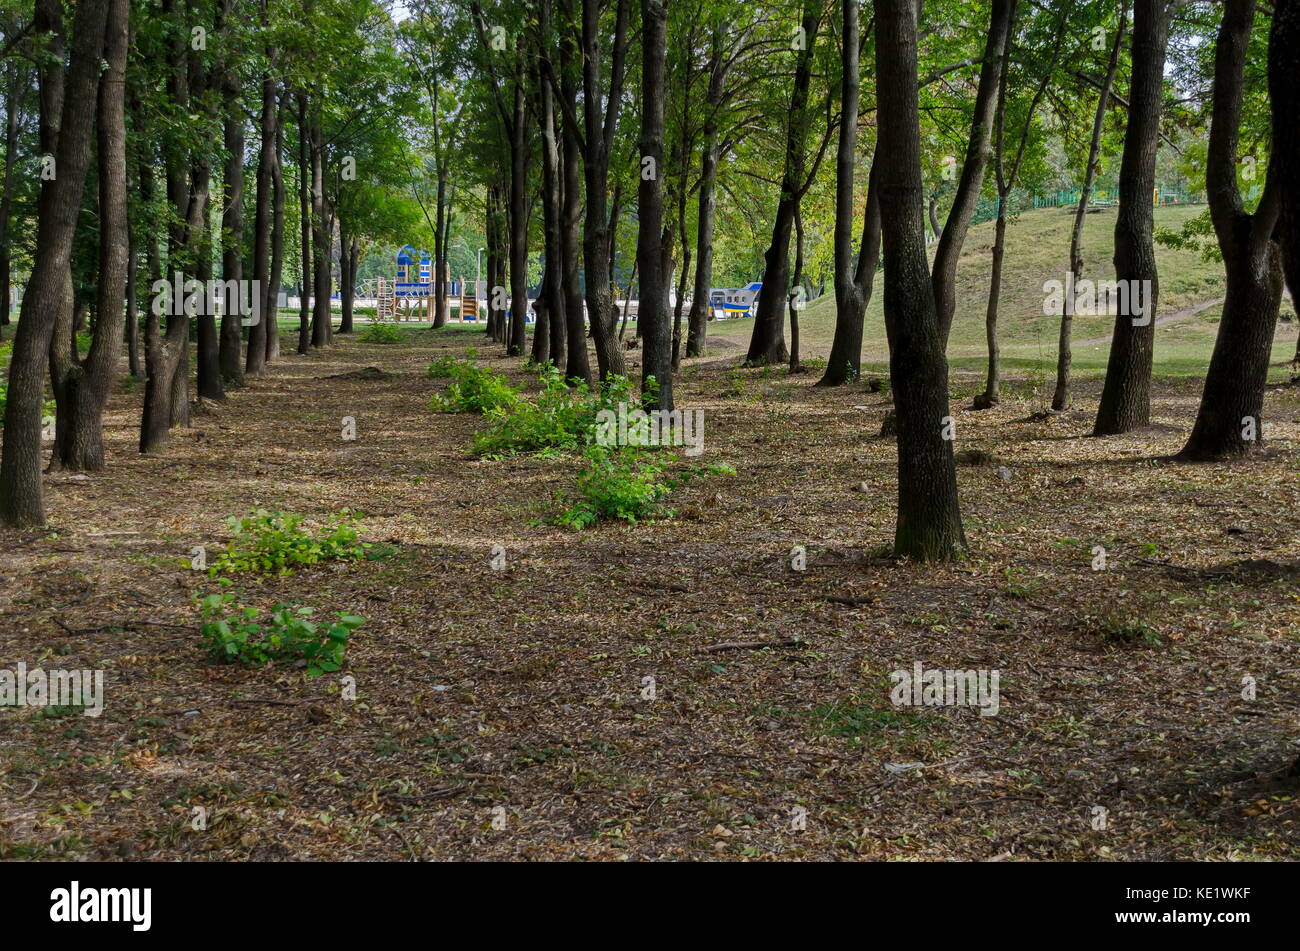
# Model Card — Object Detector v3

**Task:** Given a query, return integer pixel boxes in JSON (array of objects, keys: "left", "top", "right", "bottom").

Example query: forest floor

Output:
[{"left": 2, "top": 319, "right": 1299, "bottom": 861}]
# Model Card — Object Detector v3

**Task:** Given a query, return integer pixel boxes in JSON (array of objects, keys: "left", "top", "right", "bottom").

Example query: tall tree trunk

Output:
[
  {"left": 1275, "top": 0, "right": 1300, "bottom": 359},
  {"left": 820, "top": 0, "right": 883, "bottom": 386},
  {"left": 537, "top": 14, "right": 566, "bottom": 369},
  {"left": 0, "top": 0, "right": 109, "bottom": 526},
  {"left": 1093, "top": 0, "right": 1168, "bottom": 435},
  {"left": 219, "top": 79, "right": 245, "bottom": 386},
  {"left": 637, "top": 0, "right": 671, "bottom": 409},
  {"left": 558, "top": 29, "right": 591, "bottom": 383},
  {"left": 309, "top": 103, "right": 330, "bottom": 349},
  {"left": 874, "top": 0, "right": 967, "bottom": 561},
  {"left": 0, "top": 62, "right": 25, "bottom": 338},
  {"left": 247, "top": 53, "right": 274, "bottom": 375},
  {"left": 788, "top": 205, "right": 804, "bottom": 373},
  {"left": 581, "top": 0, "right": 629, "bottom": 378},
  {"left": 296, "top": 91, "right": 311, "bottom": 354},
  {"left": 684, "top": 34, "right": 722, "bottom": 360},
  {"left": 1179, "top": 0, "right": 1283, "bottom": 461},
  {"left": 507, "top": 76, "right": 528, "bottom": 357},
  {"left": 930, "top": 0, "right": 1014, "bottom": 350},
  {"left": 54, "top": 0, "right": 129, "bottom": 470},
  {"left": 1053, "top": 1, "right": 1126, "bottom": 411},
  {"left": 266, "top": 90, "right": 285, "bottom": 363},
  {"left": 433, "top": 166, "right": 448, "bottom": 329},
  {"left": 746, "top": 2, "right": 820, "bottom": 366}
]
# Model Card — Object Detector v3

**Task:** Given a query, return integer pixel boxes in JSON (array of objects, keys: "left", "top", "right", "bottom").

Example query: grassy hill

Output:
[{"left": 708, "top": 204, "right": 1298, "bottom": 383}]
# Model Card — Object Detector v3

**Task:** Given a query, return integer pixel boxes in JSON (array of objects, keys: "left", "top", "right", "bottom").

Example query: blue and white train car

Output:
[{"left": 708, "top": 281, "right": 762, "bottom": 319}]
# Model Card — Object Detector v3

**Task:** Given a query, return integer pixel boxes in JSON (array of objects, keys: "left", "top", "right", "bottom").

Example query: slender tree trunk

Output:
[
  {"left": 789, "top": 205, "right": 804, "bottom": 373},
  {"left": 820, "top": 0, "right": 882, "bottom": 386},
  {"left": 309, "top": 104, "right": 330, "bottom": 349},
  {"left": 55, "top": 0, "right": 129, "bottom": 470},
  {"left": 433, "top": 166, "right": 448, "bottom": 329},
  {"left": 684, "top": 33, "right": 722, "bottom": 360},
  {"left": 266, "top": 91, "right": 284, "bottom": 363},
  {"left": 746, "top": 2, "right": 821, "bottom": 366},
  {"left": 581, "top": 0, "right": 629, "bottom": 379},
  {"left": 637, "top": 0, "right": 671, "bottom": 409},
  {"left": 296, "top": 91, "right": 311, "bottom": 354},
  {"left": 537, "top": 17, "right": 566, "bottom": 369},
  {"left": 557, "top": 38, "right": 591, "bottom": 383},
  {"left": 1179, "top": 0, "right": 1283, "bottom": 461},
  {"left": 1053, "top": 1, "right": 1126, "bottom": 411},
  {"left": 0, "top": 0, "right": 109, "bottom": 526},
  {"left": 0, "top": 62, "right": 24, "bottom": 338},
  {"left": 930, "top": 0, "right": 1014, "bottom": 350},
  {"left": 1093, "top": 0, "right": 1168, "bottom": 435},
  {"left": 219, "top": 76, "right": 245, "bottom": 385},
  {"left": 507, "top": 77, "right": 528, "bottom": 357},
  {"left": 247, "top": 54, "right": 274, "bottom": 375},
  {"left": 874, "top": 0, "right": 967, "bottom": 561}
]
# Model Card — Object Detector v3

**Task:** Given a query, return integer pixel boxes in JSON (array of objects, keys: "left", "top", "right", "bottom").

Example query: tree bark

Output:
[
  {"left": 581, "top": 0, "right": 629, "bottom": 379},
  {"left": 637, "top": 0, "right": 672, "bottom": 409},
  {"left": 219, "top": 68, "right": 245, "bottom": 386},
  {"left": 0, "top": 0, "right": 109, "bottom": 526},
  {"left": 296, "top": 91, "right": 311, "bottom": 354},
  {"left": 1179, "top": 0, "right": 1283, "bottom": 460},
  {"left": 247, "top": 50, "right": 275, "bottom": 375},
  {"left": 746, "top": 2, "right": 821, "bottom": 366},
  {"left": 930, "top": 0, "right": 1014, "bottom": 350},
  {"left": 1093, "top": 0, "right": 1168, "bottom": 435},
  {"left": 874, "top": 0, "right": 967, "bottom": 561},
  {"left": 54, "top": 0, "right": 129, "bottom": 471},
  {"left": 820, "top": 0, "right": 883, "bottom": 386},
  {"left": 1053, "top": 0, "right": 1126, "bottom": 411}
]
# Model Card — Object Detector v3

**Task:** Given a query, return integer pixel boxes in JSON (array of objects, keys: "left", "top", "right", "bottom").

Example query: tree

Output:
[
  {"left": 0, "top": 0, "right": 110, "bottom": 526},
  {"left": 1179, "top": 0, "right": 1283, "bottom": 460},
  {"left": 1092, "top": 0, "right": 1169, "bottom": 436},
  {"left": 1052, "top": 0, "right": 1127, "bottom": 411},
  {"left": 637, "top": 0, "right": 672, "bottom": 409},
  {"left": 873, "top": 0, "right": 966, "bottom": 561}
]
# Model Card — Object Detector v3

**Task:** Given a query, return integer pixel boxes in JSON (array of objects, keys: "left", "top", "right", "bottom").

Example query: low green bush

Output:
[
  {"left": 359, "top": 322, "right": 403, "bottom": 344},
  {"left": 428, "top": 351, "right": 519, "bottom": 413},
  {"left": 472, "top": 367, "right": 636, "bottom": 456},
  {"left": 209, "top": 509, "right": 384, "bottom": 576},
  {"left": 198, "top": 593, "right": 365, "bottom": 676}
]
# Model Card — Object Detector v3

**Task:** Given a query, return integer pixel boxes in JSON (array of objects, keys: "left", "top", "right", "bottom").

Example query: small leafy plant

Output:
[
  {"left": 473, "top": 367, "right": 637, "bottom": 456},
  {"left": 556, "top": 446, "right": 673, "bottom": 529},
  {"left": 428, "top": 352, "right": 519, "bottom": 414},
  {"left": 209, "top": 509, "right": 381, "bottom": 575},
  {"left": 198, "top": 593, "right": 365, "bottom": 676},
  {"left": 359, "top": 322, "right": 403, "bottom": 344}
]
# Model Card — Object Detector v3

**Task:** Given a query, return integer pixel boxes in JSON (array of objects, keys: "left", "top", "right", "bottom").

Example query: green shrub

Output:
[
  {"left": 359, "top": 322, "right": 403, "bottom": 344},
  {"left": 473, "top": 367, "right": 636, "bottom": 456},
  {"left": 209, "top": 509, "right": 383, "bottom": 575},
  {"left": 556, "top": 446, "right": 673, "bottom": 529},
  {"left": 198, "top": 593, "right": 365, "bottom": 676},
  {"left": 428, "top": 352, "right": 519, "bottom": 414}
]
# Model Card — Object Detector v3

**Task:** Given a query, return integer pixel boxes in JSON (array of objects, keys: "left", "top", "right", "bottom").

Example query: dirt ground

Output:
[{"left": 1, "top": 323, "right": 1298, "bottom": 861}]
